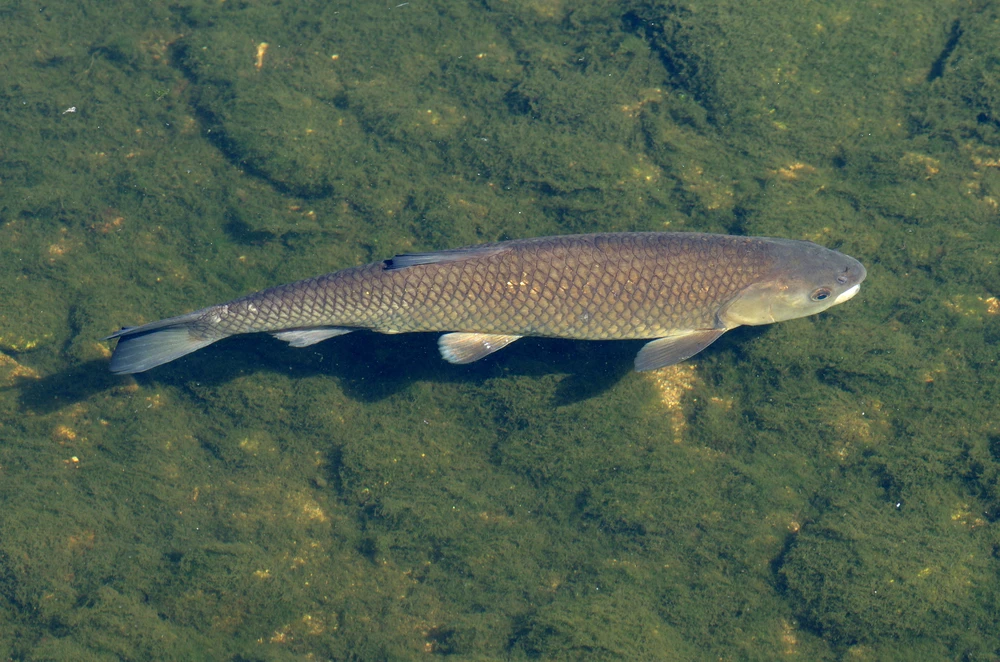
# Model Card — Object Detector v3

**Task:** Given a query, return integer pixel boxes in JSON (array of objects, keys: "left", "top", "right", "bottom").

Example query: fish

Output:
[{"left": 104, "top": 232, "right": 866, "bottom": 374}]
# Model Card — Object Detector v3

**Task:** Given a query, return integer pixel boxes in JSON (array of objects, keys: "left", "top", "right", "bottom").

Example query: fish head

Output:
[{"left": 720, "top": 239, "right": 867, "bottom": 327}]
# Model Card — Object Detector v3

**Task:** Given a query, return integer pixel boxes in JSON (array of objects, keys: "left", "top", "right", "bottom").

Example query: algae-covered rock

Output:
[
  {"left": 916, "top": 3, "right": 1000, "bottom": 141},
  {"left": 779, "top": 482, "right": 994, "bottom": 648},
  {"left": 518, "top": 591, "right": 704, "bottom": 660},
  {"left": 178, "top": 27, "right": 374, "bottom": 199},
  {"left": 624, "top": 0, "right": 953, "bottom": 158}
]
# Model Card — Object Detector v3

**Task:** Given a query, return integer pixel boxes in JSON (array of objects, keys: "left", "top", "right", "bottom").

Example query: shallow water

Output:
[{"left": 1, "top": 0, "right": 998, "bottom": 658}]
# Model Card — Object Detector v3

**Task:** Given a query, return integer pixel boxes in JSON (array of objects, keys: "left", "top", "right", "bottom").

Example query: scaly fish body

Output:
[{"left": 105, "top": 232, "right": 866, "bottom": 374}]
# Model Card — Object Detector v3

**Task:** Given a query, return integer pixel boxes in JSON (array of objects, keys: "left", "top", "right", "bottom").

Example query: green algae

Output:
[
  {"left": 1, "top": 0, "right": 1000, "bottom": 659},
  {"left": 780, "top": 476, "right": 995, "bottom": 649}
]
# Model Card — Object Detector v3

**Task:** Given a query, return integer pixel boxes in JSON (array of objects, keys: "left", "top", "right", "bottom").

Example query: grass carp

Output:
[{"left": 105, "top": 232, "right": 866, "bottom": 374}]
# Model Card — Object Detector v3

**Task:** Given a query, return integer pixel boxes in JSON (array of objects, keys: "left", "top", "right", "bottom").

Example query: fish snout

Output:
[{"left": 834, "top": 283, "right": 861, "bottom": 304}]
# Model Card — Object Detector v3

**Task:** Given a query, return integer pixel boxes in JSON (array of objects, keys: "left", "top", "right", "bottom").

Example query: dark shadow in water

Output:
[
  {"left": 14, "top": 361, "right": 123, "bottom": 415},
  {"left": 13, "top": 326, "right": 770, "bottom": 413},
  {"left": 149, "top": 332, "right": 643, "bottom": 405}
]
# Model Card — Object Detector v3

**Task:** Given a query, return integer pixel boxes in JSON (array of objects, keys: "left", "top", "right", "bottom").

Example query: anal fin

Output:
[
  {"left": 634, "top": 329, "right": 726, "bottom": 371},
  {"left": 272, "top": 327, "right": 353, "bottom": 348},
  {"left": 438, "top": 333, "right": 522, "bottom": 364}
]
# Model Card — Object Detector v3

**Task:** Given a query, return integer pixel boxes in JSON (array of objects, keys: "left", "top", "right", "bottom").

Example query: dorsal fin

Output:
[{"left": 383, "top": 243, "right": 508, "bottom": 270}]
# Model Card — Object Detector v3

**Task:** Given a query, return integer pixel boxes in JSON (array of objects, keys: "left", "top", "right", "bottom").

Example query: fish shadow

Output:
[
  {"left": 246, "top": 328, "right": 764, "bottom": 404},
  {"left": 84, "top": 332, "right": 640, "bottom": 405},
  {"left": 249, "top": 332, "right": 638, "bottom": 404},
  {"left": 15, "top": 326, "right": 767, "bottom": 413},
  {"left": 15, "top": 361, "right": 124, "bottom": 414}
]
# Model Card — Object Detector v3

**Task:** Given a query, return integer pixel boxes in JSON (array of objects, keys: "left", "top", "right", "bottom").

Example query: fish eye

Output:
[{"left": 811, "top": 288, "right": 832, "bottom": 302}]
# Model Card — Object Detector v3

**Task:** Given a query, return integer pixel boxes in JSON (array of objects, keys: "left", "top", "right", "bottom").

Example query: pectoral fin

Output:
[
  {"left": 634, "top": 329, "right": 726, "bottom": 372},
  {"left": 438, "top": 333, "right": 522, "bottom": 364},
  {"left": 272, "top": 327, "right": 353, "bottom": 348}
]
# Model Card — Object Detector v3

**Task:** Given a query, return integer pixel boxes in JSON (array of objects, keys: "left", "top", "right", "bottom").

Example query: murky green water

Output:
[{"left": 1, "top": 0, "right": 999, "bottom": 659}]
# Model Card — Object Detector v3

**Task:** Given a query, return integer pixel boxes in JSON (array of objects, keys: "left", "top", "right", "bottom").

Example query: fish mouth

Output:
[{"left": 834, "top": 283, "right": 861, "bottom": 304}]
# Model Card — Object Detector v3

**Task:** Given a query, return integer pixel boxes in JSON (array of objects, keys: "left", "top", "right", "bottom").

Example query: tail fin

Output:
[{"left": 105, "top": 311, "right": 221, "bottom": 374}]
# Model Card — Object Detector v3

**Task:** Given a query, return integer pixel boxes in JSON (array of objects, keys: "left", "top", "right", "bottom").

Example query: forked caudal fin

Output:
[
  {"left": 106, "top": 314, "right": 356, "bottom": 374},
  {"left": 104, "top": 311, "right": 219, "bottom": 374}
]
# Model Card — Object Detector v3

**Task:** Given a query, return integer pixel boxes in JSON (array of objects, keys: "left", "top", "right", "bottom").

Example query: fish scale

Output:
[
  {"left": 105, "top": 232, "right": 866, "bottom": 374},
  {"left": 376, "top": 234, "right": 738, "bottom": 338}
]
